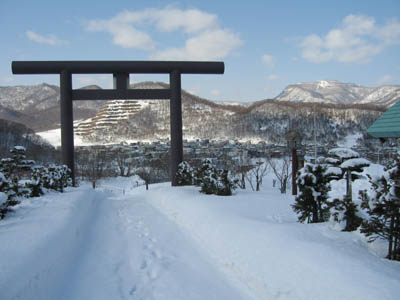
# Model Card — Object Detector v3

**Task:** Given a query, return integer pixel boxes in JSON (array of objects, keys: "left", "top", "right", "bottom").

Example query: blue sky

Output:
[{"left": 1, "top": 0, "right": 399, "bottom": 102}]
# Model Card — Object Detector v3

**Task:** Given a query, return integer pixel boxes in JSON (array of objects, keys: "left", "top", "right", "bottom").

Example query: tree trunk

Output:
[
  {"left": 312, "top": 202, "right": 319, "bottom": 223},
  {"left": 388, "top": 215, "right": 394, "bottom": 260},
  {"left": 241, "top": 173, "right": 245, "bottom": 189},
  {"left": 281, "top": 179, "right": 287, "bottom": 194},
  {"left": 346, "top": 170, "right": 352, "bottom": 201}
]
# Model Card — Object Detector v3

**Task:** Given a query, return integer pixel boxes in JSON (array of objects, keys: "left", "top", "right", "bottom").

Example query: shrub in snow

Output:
[
  {"left": 41, "top": 164, "right": 72, "bottom": 192},
  {"left": 0, "top": 192, "right": 6, "bottom": 206},
  {"left": 360, "top": 158, "right": 400, "bottom": 261},
  {"left": 194, "top": 159, "right": 237, "bottom": 196},
  {"left": 193, "top": 159, "right": 214, "bottom": 187},
  {"left": 0, "top": 170, "right": 20, "bottom": 219},
  {"left": 330, "top": 157, "right": 370, "bottom": 231},
  {"left": 292, "top": 163, "right": 330, "bottom": 223},
  {"left": 0, "top": 172, "right": 10, "bottom": 208},
  {"left": 197, "top": 159, "right": 219, "bottom": 195},
  {"left": 330, "top": 195, "right": 363, "bottom": 232},
  {"left": 324, "top": 148, "right": 371, "bottom": 231},
  {"left": 0, "top": 146, "right": 30, "bottom": 201},
  {"left": 175, "top": 161, "right": 194, "bottom": 186},
  {"left": 214, "top": 169, "right": 237, "bottom": 196},
  {"left": 0, "top": 146, "right": 72, "bottom": 219}
]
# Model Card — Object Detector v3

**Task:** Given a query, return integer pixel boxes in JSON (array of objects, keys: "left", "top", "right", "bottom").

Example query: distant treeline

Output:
[{"left": 0, "top": 119, "right": 58, "bottom": 163}]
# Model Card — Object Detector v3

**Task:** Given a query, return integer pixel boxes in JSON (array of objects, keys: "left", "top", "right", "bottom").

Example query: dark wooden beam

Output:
[
  {"left": 12, "top": 61, "right": 224, "bottom": 75},
  {"left": 72, "top": 89, "right": 171, "bottom": 100}
]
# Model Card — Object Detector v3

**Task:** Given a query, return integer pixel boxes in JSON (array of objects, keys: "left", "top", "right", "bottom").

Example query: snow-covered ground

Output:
[
  {"left": 1, "top": 175, "right": 399, "bottom": 300},
  {"left": 337, "top": 133, "right": 363, "bottom": 148},
  {"left": 37, "top": 128, "right": 92, "bottom": 147},
  {"left": 36, "top": 128, "right": 167, "bottom": 147}
]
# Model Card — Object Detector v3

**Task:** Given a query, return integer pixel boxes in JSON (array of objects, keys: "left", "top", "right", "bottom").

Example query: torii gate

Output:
[{"left": 12, "top": 61, "right": 224, "bottom": 186}]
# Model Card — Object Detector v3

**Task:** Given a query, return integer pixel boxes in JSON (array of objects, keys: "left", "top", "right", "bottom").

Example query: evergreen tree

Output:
[
  {"left": 193, "top": 159, "right": 212, "bottom": 186},
  {"left": 325, "top": 148, "right": 370, "bottom": 231},
  {"left": 360, "top": 158, "right": 400, "bottom": 261},
  {"left": 292, "top": 163, "right": 330, "bottom": 223},
  {"left": 215, "top": 169, "right": 237, "bottom": 196},
  {"left": 176, "top": 161, "right": 194, "bottom": 186},
  {"left": 198, "top": 159, "right": 218, "bottom": 195},
  {"left": 331, "top": 195, "right": 363, "bottom": 231},
  {"left": 194, "top": 159, "right": 237, "bottom": 196},
  {"left": 0, "top": 146, "right": 72, "bottom": 219}
]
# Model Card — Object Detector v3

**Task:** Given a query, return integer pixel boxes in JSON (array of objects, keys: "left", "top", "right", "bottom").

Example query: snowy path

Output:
[
  {"left": 1, "top": 178, "right": 400, "bottom": 300},
  {"left": 0, "top": 184, "right": 248, "bottom": 300}
]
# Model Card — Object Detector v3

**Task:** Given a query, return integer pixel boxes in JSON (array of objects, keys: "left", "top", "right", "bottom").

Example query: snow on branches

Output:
[
  {"left": 0, "top": 146, "right": 72, "bottom": 219},
  {"left": 176, "top": 159, "right": 237, "bottom": 196}
]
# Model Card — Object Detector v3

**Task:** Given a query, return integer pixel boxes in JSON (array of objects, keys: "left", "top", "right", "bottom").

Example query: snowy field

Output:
[{"left": 0, "top": 175, "right": 399, "bottom": 300}]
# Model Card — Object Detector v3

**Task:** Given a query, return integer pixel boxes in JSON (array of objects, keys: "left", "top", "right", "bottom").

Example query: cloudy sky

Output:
[{"left": 1, "top": 0, "right": 399, "bottom": 102}]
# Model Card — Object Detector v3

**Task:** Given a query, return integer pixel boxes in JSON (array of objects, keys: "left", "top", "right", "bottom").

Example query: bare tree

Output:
[
  {"left": 245, "top": 159, "right": 270, "bottom": 191},
  {"left": 136, "top": 166, "right": 152, "bottom": 190},
  {"left": 79, "top": 149, "right": 108, "bottom": 189},
  {"left": 266, "top": 153, "right": 291, "bottom": 194},
  {"left": 113, "top": 149, "right": 136, "bottom": 177},
  {"left": 134, "top": 156, "right": 169, "bottom": 190},
  {"left": 231, "top": 153, "right": 252, "bottom": 189},
  {"left": 235, "top": 164, "right": 252, "bottom": 189}
]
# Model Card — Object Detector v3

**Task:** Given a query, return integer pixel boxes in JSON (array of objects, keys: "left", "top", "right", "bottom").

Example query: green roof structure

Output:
[{"left": 367, "top": 100, "right": 400, "bottom": 138}]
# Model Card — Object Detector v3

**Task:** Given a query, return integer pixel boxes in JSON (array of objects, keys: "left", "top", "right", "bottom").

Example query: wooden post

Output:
[
  {"left": 292, "top": 147, "right": 298, "bottom": 195},
  {"left": 170, "top": 70, "right": 183, "bottom": 186},
  {"left": 60, "top": 70, "right": 75, "bottom": 186}
]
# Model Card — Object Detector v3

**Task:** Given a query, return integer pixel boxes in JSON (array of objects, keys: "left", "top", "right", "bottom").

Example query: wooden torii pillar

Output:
[{"left": 12, "top": 61, "right": 224, "bottom": 186}]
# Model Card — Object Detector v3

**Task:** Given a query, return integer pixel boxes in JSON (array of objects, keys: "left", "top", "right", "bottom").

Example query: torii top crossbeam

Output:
[
  {"left": 12, "top": 61, "right": 224, "bottom": 74},
  {"left": 12, "top": 60, "right": 225, "bottom": 186}
]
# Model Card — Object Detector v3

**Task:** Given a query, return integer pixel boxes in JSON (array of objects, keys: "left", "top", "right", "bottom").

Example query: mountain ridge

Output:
[
  {"left": 275, "top": 80, "right": 400, "bottom": 106},
  {"left": 0, "top": 80, "right": 395, "bottom": 147}
]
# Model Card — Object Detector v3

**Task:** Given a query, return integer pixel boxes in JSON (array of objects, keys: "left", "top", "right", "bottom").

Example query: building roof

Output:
[{"left": 367, "top": 100, "right": 400, "bottom": 138}]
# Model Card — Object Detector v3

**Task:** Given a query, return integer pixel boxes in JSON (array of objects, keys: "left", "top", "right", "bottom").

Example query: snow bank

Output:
[
  {"left": 0, "top": 176, "right": 399, "bottom": 300},
  {"left": 144, "top": 182, "right": 400, "bottom": 300}
]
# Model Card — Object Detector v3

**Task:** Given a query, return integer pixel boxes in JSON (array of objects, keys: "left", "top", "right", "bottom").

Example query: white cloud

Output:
[
  {"left": 26, "top": 30, "right": 68, "bottom": 46},
  {"left": 151, "top": 29, "right": 242, "bottom": 60},
  {"left": 261, "top": 54, "right": 275, "bottom": 67},
  {"left": 86, "top": 18, "right": 155, "bottom": 50},
  {"left": 299, "top": 14, "right": 400, "bottom": 63},
  {"left": 85, "top": 7, "right": 242, "bottom": 60}
]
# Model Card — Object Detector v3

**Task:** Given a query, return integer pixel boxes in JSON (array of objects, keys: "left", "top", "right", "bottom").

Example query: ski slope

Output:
[{"left": 0, "top": 177, "right": 399, "bottom": 299}]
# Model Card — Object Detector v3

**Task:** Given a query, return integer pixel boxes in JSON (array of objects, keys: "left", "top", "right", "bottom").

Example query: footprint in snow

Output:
[
  {"left": 147, "top": 266, "right": 159, "bottom": 280},
  {"left": 151, "top": 249, "right": 162, "bottom": 259},
  {"left": 129, "top": 285, "right": 137, "bottom": 295}
]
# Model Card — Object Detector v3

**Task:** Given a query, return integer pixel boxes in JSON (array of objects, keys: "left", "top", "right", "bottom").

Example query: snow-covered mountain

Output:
[
  {"left": 357, "top": 85, "right": 400, "bottom": 107},
  {"left": 0, "top": 83, "right": 104, "bottom": 131},
  {"left": 0, "top": 83, "right": 104, "bottom": 113},
  {"left": 0, "top": 80, "right": 391, "bottom": 145},
  {"left": 275, "top": 80, "right": 400, "bottom": 107}
]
